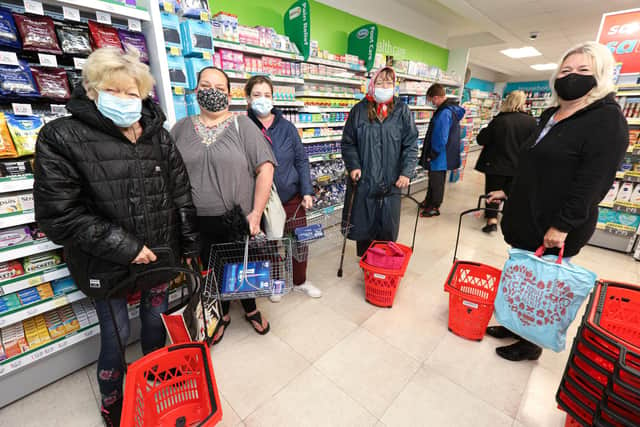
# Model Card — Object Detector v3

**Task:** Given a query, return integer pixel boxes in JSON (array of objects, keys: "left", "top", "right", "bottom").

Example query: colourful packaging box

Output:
[{"left": 222, "top": 260, "right": 271, "bottom": 294}]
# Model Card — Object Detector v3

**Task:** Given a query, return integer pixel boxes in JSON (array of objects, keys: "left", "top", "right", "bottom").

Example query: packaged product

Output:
[
  {"left": 0, "top": 293, "right": 20, "bottom": 312},
  {"left": 173, "top": 93, "right": 187, "bottom": 121},
  {"left": 66, "top": 70, "right": 83, "bottom": 92},
  {"left": 23, "top": 252, "right": 62, "bottom": 273},
  {"left": 630, "top": 184, "right": 640, "bottom": 205},
  {"left": 167, "top": 55, "right": 187, "bottom": 87},
  {"left": 0, "top": 340, "right": 6, "bottom": 362},
  {"left": 180, "top": 19, "right": 213, "bottom": 56},
  {"left": 30, "top": 67, "right": 71, "bottom": 100},
  {"left": 0, "top": 8, "right": 20, "bottom": 50},
  {"left": 0, "top": 226, "right": 32, "bottom": 248},
  {"left": 0, "top": 159, "right": 33, "bottom": 177},
  {"left": 0, "top": 113, "right": 18, "bottom": 159},
  {"left": 178, "top": 0, "right": 209, "bottom": 18},
  {"left": 55, "top": 23, "right": 92, "bottom": 56},
  {"left": 12, "top": 14, "right": 61, "bottom": 54},
  {"left": 36, "top": 282, "right": 54, "bottom": 299},
  {"left": 58, "top": 306, "right": 79, "bottom": 333},
  {"left": 186, "top": 92, "right": 200, "bottom": 116},
  {"left": 0, "top": 193, "right": 20, "bottom": 214},
  {"left": 185, "top": 57, "right": 211, "bottom": 90},
  {"left": 603, "top": 181, "right": 620, "bottom": 204},
  {"left": 2, "top": 323, "right": 28, "bottom": 357},
  {"left": 17, "top": 287, "right": 41, "bottom": 305},
  {"left": 616, "top": 182, "right": 634, "bottom": 202},
  {"left": 0, "top": 61, "right": 39, "bottom": 97},
  {"left": 88, "top": 20, "right": 121, "bottom": 49},
  {"left": 160, "top": 12, "right": 181, "bottom": 49},
  {"left": 117, "top": 29, "right": 149, "bottom": 63},
  {"left": 44, "top": 310, "right": 65, "bottom": 339},
  {"left": 51, "top": 277, "right": 76, "bottom": 295},
  {"left": 5, "top": 114, "right": 43, "bottom": 157},
  {"left": 159, "top": 0, "right": 180, "bottom": 13},
  {"left": 0, "top": 260, "right": 24, "bottom": 280}
]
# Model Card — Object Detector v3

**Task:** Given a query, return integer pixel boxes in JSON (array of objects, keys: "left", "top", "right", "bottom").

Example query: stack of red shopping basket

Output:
[{"left": 556, "top": 280, "right": 640, "bottom": 427}]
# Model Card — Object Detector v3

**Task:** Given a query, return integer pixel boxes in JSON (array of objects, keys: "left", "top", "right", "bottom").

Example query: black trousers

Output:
[
  {"left": 424, "top": 170, "right": 447, "bottom": 209},
  {"left": 484, "top": 174, "right": 513, "bottom": 219},
  {"left": 198, "top": 216, "right": 257, "bottom": 316}
]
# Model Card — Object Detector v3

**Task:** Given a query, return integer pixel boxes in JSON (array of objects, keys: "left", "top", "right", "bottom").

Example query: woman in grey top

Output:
[{"left": 171, "top": 67, "right": 276, "bottom": 345}]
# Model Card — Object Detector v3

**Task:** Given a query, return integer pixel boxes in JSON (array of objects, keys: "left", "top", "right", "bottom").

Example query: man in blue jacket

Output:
[{"left": 419, "top": 84, "right": 466, "bottom": 217}]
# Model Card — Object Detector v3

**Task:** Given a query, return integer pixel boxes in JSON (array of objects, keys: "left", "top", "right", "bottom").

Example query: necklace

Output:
[{"left": 193, "top": 114, "right": 233, "bottom": 146}]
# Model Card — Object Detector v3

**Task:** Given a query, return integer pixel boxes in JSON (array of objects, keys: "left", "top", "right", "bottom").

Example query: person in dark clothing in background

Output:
[
  {"left": 419, "top": 84, "right": 466, "bottom": 217},
  {"left": 342, "top": 66, "right": 418, "bottom": 257},
  {"left": 475, "top": 90, "right": 537, "bottom": 233},
  {"left": 245, "top": 75, "right": 321, "bottom": 301},
  {"left": 486, "top": 42, "right": 628, "bottom": 362}
]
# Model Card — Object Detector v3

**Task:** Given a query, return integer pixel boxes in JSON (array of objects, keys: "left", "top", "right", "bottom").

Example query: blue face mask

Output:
[
  {"left": 96, "top": 91, "right": 142, "bottom": 128},
  {"left": 251, "top": 96, "right": 273, "bottom": 118},
  {"left": 374, "top": 87, "right": 394, "bottom": 103}
]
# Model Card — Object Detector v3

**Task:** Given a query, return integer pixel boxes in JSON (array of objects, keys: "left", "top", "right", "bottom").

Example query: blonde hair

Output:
[
  {"left": 550, "top": 41, "right": 616, "bottom": 106},
  {"left": 83, "top": 47, "right": 155, "bottom": 99},
  {"left": 501, "top": 90, "right": 527, "bottom": 113}
]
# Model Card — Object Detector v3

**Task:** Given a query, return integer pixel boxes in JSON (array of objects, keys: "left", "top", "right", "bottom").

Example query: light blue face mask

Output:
[
  {"left": 374, "top": 87, "right": 394, "bottom": 103},
  {"left": 96, "top": 91, "right": 142, "bottom": 128},
  {"left": 251, "top": 96, "right": 274, "bottom": 118}
]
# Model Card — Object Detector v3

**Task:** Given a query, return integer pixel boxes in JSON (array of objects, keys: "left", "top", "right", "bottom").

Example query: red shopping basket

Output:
[
  {"left": 444, "top": 261, "right": 501, "bottom": 341},
  {"left": 121, "top": 342, "right": 222, "bottom": 427},
  {"left": 360, "top": 241, "right": 413, "bottom": 307}
]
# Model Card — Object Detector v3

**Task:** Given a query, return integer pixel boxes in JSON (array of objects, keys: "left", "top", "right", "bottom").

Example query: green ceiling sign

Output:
[
  {"left": 348, "top": 24, "right": 378, "bottom": 71},
  {"left": 284, "top": 0, "right": 311, "bottom": 60}
]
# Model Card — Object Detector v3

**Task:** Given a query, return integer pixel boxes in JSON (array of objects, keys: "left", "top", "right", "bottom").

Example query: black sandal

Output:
[
  {"left": 212, "top": 317, "right": 231, "bottom": 346},
  {"left": 245, "top": 311, "right": 270, "bottom": 335}
]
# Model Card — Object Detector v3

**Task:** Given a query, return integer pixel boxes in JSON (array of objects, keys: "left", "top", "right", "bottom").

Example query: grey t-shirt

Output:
[{"left": 171, "top": 114, "right": 276, "bottom": 217}]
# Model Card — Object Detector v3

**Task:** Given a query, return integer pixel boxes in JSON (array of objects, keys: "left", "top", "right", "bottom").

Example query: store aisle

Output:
[{"left": 1, "top": 160, "right": 639, "bottom": 427}]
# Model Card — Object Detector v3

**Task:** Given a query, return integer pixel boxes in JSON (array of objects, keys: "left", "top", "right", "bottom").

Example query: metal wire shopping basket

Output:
[
  {"left": 284, "top": 204, "right": 353, "bottom": 262},
  {"left": 204, "top": 235, "right": 293, "bottom": 301}
]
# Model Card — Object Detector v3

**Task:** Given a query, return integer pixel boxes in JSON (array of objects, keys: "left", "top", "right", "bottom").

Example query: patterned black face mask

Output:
[{"left": 197, "top": 88, "right": 229, "bottom": 113}]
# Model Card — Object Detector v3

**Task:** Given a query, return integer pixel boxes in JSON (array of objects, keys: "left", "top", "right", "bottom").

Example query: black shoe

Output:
[
  {"left": 101, "top": 399, "right": 123, "bottom": 427},
  {"left": 495, "top": 340, "right": 543, "bottom": 362},
  {"left": 486, "top": 326, "right": 519, "bottom": 339},
  {"left": 419, "top": 199, "right": 429, "bottom": 209},
  {"left": 482, "top": 223, "right": 498, "bottom": 234},
  {"left": 420, "top": 207, "right": 440, "bottom": 217}
]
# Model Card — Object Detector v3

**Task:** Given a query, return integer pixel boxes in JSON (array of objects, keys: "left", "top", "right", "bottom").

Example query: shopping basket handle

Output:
[{"left": 452, "top": 203, "right": 502, "bottom": 264}]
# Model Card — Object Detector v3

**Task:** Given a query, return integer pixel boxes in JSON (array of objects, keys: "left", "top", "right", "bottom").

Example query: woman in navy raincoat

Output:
[{"left": 341, "top": 67, "right": 419, "bottom": 256}]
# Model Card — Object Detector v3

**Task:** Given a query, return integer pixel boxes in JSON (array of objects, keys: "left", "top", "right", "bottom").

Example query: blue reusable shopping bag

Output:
[{"left": 494, "top": 246, "right": 597, "bottom": 352}]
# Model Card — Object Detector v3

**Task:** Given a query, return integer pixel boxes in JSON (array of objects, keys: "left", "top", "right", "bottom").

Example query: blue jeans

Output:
[{"left": 94, "top": 284, "right": 168, "bottom": 407}]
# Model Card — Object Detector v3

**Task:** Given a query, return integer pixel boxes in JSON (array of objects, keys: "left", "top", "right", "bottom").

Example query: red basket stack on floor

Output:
[
  {"left": 556, "top": 280, "right": 640, "bottom": 427},
  {"left": 444, "top": 261, "right": 501, "bottom": 341},
  {"left": 360, "top": 241, "right": 413, "bottom": 307}
]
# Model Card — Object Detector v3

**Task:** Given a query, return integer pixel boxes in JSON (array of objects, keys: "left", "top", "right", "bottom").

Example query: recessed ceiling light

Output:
[
  {"left": 500, "top": 46, "right": 542, "bottom": 59},
  {"left": 530, "top": 63, "right": 557, "bottom": 71}
]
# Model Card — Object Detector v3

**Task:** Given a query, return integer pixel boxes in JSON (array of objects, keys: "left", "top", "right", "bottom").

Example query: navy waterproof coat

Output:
[
  {"left": 419, "top": 100, "right": 465, "bottom": 171},
  {"left": 341, "top": 98, "right": 418, "bottom": 242},
  {"left": 248, "top": 108, "right": 314, "bottom": 203}
]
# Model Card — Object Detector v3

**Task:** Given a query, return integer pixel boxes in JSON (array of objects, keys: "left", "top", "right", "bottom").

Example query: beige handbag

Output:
[{"left": 263, "top": 183, "right": 286, "bottom": 239}]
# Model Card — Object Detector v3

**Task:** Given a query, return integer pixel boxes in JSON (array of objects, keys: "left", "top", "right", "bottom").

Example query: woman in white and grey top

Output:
[{"left": 171, "top": 67, "right": 276, "bottom": 345}]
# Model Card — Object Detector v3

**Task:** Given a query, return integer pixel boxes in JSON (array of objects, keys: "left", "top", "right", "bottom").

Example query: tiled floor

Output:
[{"left": 2, "top": 156, "right": 639, "bottom": 427}]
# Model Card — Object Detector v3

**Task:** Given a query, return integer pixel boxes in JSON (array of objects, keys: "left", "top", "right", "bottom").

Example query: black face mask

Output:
[
  {"left": 197, "top": 88, "right": 229, "bottom": 113},
  {"left": 554, "top": 73, "right": 597, "bottom": 101}
]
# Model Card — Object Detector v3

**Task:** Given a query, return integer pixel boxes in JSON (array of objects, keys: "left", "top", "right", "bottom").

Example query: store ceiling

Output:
[{"left": 319, "top": 0, "right": 639, "bottom": 82}]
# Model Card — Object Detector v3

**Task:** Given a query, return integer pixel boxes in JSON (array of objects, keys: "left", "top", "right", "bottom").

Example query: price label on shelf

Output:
[
  {"left": 62, "top": 6, "right": 81, "bottom": 22},
  {"left": 169, "top": 46, "right": 180, "bottom": 56},
  {"left": 163, "top": 1, "right": 174, "bottom": 13},
  {"left": 200, "top": 11, "right": 209, "bottom": 21},
  {"left": 51, "top": 104, "right": 67, "bottom": 115},
  {"left": 38, "top": 53, "right": 57, "bottom": 68},
  {"left": 12, "top": 103, "right": 33, "bottom": 116},
  {"left": 28, "top": 275, "right": 43, "bottom": 286},
  {"left": 57, "top": 340, "right": 69, "bottom": 350},
  {"left": 24, "top": 0, "right": 44, "bottom": 15},
  {"left": 44, "top": 346, "right": 55, "bottom": 355},
  {"left": 202, "top": 51, "right": 212, "bottom": 60},
  {"left": 53, "top": 296, "right": 69, "bottom": 308},
  {"left": 73, "top": 57, "right": 86, "bottom": 70},
  {"left": 173, "top": 87, "right": 185, "bottom": 95},
  {"left": 128, "top": 18, "right": 142, "bottom": 32},
  {"left": 0, "top": 51, "right": 18, "bottom": 66},
  {"left": 96, "top": 11, "right": 111, "bottom": 25}
]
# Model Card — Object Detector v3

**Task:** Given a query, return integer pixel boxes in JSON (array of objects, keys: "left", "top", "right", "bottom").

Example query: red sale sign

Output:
[{"left": 597, "top": 9, "right": 640, "bottom": 74}]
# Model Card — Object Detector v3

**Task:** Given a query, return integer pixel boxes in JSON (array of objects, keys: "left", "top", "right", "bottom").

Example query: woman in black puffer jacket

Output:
[{"left": 33, "top": 48, "right": 198, "bottom": 426}]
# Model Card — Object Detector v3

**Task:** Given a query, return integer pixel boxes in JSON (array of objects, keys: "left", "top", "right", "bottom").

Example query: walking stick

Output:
[{"left": 337, "top": 180, "right": 358, "bottom": 277}]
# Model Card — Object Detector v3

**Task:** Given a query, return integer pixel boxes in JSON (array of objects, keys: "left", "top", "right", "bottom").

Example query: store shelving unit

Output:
[
  {"left": 589, "top": 80, "right": 640, "bottom": 257},
  {"left": 524, "top": 92, "right": 552, "bottom": 118},
  {"left": 462, "top": 89, "right": 501, "bottom": 153}
]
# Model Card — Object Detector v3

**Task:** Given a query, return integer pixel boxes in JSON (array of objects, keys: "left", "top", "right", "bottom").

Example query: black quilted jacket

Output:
[{"left": 34, "top": 86, "right": 199, "bottom": 298}]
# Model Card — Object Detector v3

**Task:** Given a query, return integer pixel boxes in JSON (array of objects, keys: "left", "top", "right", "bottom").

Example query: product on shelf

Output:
[
  {"left": 88, "top": 20, "right": 121, "bottom": 50},
  {"left": 55, "top": 23, "right": 92, "bottom": 56},
  {"left": 178, "top": 0, "right": 209, "bottom": 19},
  {"left": 186, "top": 92, "right": 200, "bottom": 116},
  {"left": 161, "top": 12, "right": 181, "bottom": 49},
  {"left": 0, "top": 9, "right": 20, "bottom": 50},
  {"left": 0, "top": 114, "right": 18, "bottom": 159},
  {"left": 173, "top": 93, "right": 187, "bottom": 121},
  {"left": 630, "top": 185, "right": 640, "bottom": 205},
  {"left": 0, "top": 226, "right": 32, "bottom": 248},
  {"left": 603, "top": 181, "right": 620, "bottom": 204},
  {"left": 159, "top": 0, "right": 180, "bottom": 13},
  {"left": 1, "top": 322, "right": 28, "bottom": 358},
  {"left": 23, "top": 314, "right": 51, "bottom": 348},
  {"left": 36, "top": 282, "right": 54, "bottom": 299},
  {"left": 23, "top": 252, "right": 62, "bottom": 274},
  {"left": 167, "top": 56, "right": 187, "bottom": 87},
  {"left": 616, "top": 182, "right": 634, "bottom": 202},
  {"left": 0, "top": 61, "right": 39, "bottom": 97},
  {"left": 0, "top": 260, "right": 24, "bottom": 280},
  {"left": 118, "top": 29, "right": 150, "bottom": 63},
  {"left": 180, "top": 19, "right": 213, "bottom": 56},
  {"left": 30, "top": 67, "right": 72, "bottom": 101},
  {"left": 211, "top": 12, "right": 239, "bottom": 42},
  {"left": 5, "top": 114, "right": 43, "bottom": 157},
  {"left": 51, "top": 277, "right": 76, "bottom": 296},
  {"left": 185, "top": 57, "right": 211, "bottom": 90},
  {"left": 17, "top": 287, "right": 41, "bottom": 305},
  {"left": 12, "top": 14, "right": 61, "bottom": 55},
  {"left": 66, "top": 70, "right": 83, "bottom": 92},
  {"left": 622, "top": 98, "right": 640, "bottom": 118}
]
